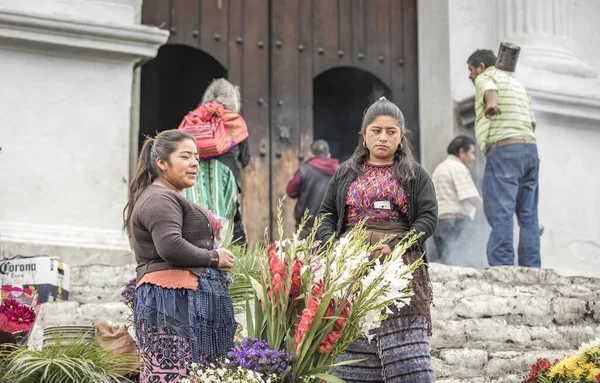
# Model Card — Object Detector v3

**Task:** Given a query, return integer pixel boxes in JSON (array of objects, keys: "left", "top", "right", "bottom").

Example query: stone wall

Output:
[
  {"left": 27, "top": 263, "right": 600, "bottom": 382},
  {"left": 430, "top": 264, "right": 600, "bottom": 381}
]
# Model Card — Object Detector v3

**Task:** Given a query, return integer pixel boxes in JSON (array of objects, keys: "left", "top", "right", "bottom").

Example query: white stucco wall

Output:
[
  {"left": 536, "top": 117, "right": 600, "bottom": 276},
  {"left": 0, "top": 0, "right": 136, "bottom": 25},
  {"left": 448, "top": 0, "right": 496, "bottom": 103},
  {"left": 0, "top": 0, "right": 167, "bottom": 265},
  {"left": 417, "top": 0, "right": 454, "bottom": 173},
  {"left": 572, "top": 0, "right": 600, "bottom": 71},
  {"left": 0, "top": 50, "right": 132, "bottom": 231}
]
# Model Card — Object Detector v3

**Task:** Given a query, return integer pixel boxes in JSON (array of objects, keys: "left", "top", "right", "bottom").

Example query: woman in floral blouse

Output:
[{"left": 317, "top": 97, "right": 438, "bottom": 382}]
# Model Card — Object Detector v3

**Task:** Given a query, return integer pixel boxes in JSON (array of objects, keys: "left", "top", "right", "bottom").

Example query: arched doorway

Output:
[
  {"left": 313, "top": 67, "right": 392, "bottom": 162},
  {"left": 139, "top": 44, "right": 227, "bottom": 150}
]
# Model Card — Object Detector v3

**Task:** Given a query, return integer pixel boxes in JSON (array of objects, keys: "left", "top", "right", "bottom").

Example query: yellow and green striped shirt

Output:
[{"left": 474, "top": 66, "right": 536, "bottom": 155}]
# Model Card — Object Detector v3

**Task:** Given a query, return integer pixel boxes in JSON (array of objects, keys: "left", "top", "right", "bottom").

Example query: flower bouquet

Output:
[
  {"left": 0, "top": 286, "right": 41, "bottom": 345},
  {"left": 234, "top": 201, "right": 423, "bottom": 382},
  {"left": 182, "top": 362, "right": 270, "bottom": 383},
  {"left": 183, "top": 337, "right": 293, "bottom": 383},
  {"left": 524, "top": 338, "right": 600, "bottom": 383}
]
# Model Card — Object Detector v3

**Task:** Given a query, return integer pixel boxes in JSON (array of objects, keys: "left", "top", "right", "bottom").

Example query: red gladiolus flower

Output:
[
  {"left": 268, "top": 244, "right": 286, "bottom": 275},
  {"left": 290, "top": 259, "right": 303, "bottom": 304},
  {"left": 293, "top": 282, "right": 324, "bottom": 350},
  {"left": 268, "top": 243, "right": 286, "bottom": 295},
  {"left": 272, "top": 274, "right": 284, "bottom": 295},
  {"left": 311, "top": 281, "right": 323, "bottom": 297},
  {"left": 596, "top": 372, "right": 600, "bottom": 383},
  {"left": 317, "top": 338, "right": 334, "bottom": 355},
  {"left": 318, "top": 329, "right": 343, "bottom": 355},
  {"left": 318, "top": 300, "right": 351, "bottom": 355}
]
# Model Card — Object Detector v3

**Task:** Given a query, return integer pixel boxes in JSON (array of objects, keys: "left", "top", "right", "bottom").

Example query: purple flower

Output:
[
  {"left": 225, "top": 274, "right": 234, "bottom": 286},
  {"left": 121, "top": 277, "right": 137, "bottom": 309},
  {"left": 227, "top": 337, "right": 293, "bottom": 382}
]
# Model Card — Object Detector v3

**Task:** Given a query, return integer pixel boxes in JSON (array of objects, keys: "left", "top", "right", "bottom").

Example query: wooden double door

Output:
[{"left": 141, "top": 0, "right": 419, "bottom": 242}]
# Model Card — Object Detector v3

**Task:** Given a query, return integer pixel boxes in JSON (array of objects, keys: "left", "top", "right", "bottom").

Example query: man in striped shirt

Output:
[
  {"left": 432, "top": 136, "right": 483, "bottom": 266},
  {"left": 468, "top": 49, "right": 540, "bottom": 268}
]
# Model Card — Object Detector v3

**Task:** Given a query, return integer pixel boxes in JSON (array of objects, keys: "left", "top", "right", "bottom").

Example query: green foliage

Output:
[
  {"left": 229, "top": 242, "right": 265, "bottom": 314},
  {"left": 0, "top": 334, "right": 136, "bottom": 383}
]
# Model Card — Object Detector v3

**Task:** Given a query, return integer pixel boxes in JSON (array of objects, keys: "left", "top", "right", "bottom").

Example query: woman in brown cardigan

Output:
[{"left": 123, "top": 130, "right": 236, "bottom": 383}]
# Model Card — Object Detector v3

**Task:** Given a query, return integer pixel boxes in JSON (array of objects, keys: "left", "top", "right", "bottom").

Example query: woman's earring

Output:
[
  {"left": 362, "top": 141, "right": 366, "bottom": 148},
  {"left": 400, "top": 142, "right": 403, "bottom": 150}
]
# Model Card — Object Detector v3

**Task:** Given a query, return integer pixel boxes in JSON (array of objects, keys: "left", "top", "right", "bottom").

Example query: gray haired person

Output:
[
  {"left": 198, "top": 78, "right": 250, "bottom": 244},
  {"left": 201, "top": 79, "right": 250, "bottom": 189}
]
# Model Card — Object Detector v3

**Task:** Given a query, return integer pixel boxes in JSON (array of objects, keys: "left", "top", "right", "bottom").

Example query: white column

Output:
[
  {"left": 0, "top": 2, "right": 168, "bottom": 266},
  {"left": 496, "top": 0, "right": 596, "bottom": 78},
  {"left": 418, "top": 0, "right": 454, "bottom": 173}
]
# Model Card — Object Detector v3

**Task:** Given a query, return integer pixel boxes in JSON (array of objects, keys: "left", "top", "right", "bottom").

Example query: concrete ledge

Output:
[
  {"left": 0, "top": 220, "right": 130, "bottom": 250},
  {"left": 0, "top": 9, "right": 168, "bottom": 61},
  {"left": 0, "top": 241, "right": 135, "bottom": 267}
]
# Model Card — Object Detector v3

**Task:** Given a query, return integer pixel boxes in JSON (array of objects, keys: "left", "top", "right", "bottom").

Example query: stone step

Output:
[
  {"left": 67, "top": 263, "right": 600, "bottom": 304},
  {"left": 431, "top": 317, "right": 600, "bottom": 351},
  {"left": 69, "top": 264, "right": 135, "bottom": 303},
  {"left": 428, "top": 263, "right": 595, "bottom": 287},
  {"left": 436, "top": 376, "right": 523, "bottom": 383},
  {"left": 432, "top": 295, "right": 600, "bottom": 326},
  {"left": 433, "top": 348, "right": 574, "bottom": 380}
]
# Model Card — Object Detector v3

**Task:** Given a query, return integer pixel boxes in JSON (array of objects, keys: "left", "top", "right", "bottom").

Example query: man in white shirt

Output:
[{"left": 432, "top": 136, "right": 483, "bottom": 265}]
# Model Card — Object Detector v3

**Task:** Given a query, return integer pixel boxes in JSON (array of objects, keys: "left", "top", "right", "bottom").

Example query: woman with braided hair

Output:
[
  {"left": 318, "top": 97, "right": 437, "bottom": 382},
  {"left": 124, "top": 130, "right": 237, "bottom": 382}
]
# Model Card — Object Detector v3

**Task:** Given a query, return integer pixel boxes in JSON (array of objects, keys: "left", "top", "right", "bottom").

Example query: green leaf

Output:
[
  {"left": 313, "top": 373, "right": 348, "bottom": 383},
  {"left": 0, "top": 333, "right": 134, "bottom": 383},
  {"left": 318, "top": 358, "right": 367, "bottom": 370},
  {"left": 249, "top": 275, "right": 265, "bottom": 302},
  {"left": 245, "top": 298, "right": 255, "bottom": 337}
]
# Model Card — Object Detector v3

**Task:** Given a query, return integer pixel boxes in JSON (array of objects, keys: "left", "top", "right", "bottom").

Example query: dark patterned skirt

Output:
[
  {"left": 134, "top": 268, "right": 236, "bottom": 383},
  {"left": 333, "top": 315, "right": 434, "bottom": 383}
]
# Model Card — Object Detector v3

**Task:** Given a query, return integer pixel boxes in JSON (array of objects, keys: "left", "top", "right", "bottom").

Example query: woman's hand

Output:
[
  {"left": 217, "top": 248, "right": 235, "bottom": 268},
  {"left": 378, "top": 244, "right": 392, "bottom": 255},
  {"left": 369, "top": 244, "right": 392, "bottom": 261}
]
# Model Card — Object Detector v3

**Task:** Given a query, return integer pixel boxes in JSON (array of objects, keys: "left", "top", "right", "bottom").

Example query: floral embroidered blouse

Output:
[{"left": 345, "top": 163, "right": 408, "bottom": 224}]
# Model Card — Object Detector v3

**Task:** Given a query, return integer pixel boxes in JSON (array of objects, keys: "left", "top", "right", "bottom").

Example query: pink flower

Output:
[{"left": 0, "top": 299, "right": 37, "bottom": 325}]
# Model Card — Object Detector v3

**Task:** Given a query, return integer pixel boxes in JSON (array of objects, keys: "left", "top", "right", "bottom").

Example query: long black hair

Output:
[
  {"left": 123, "top": 129, "right": 195, "bottom": 231},
  {"left": 345, "top": 97, "right": 416, "bottom": 184}
]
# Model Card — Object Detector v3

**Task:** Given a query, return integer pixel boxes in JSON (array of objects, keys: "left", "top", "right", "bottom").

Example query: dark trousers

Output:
[
  {"left": 232, "top": 200, "right": 247, "bottom": 245},
  {"left": 482, "top": 144, "right": 540, "bottom": 267},
  {"left": 433, "top": 218, "right": 470, "bottom": 265}
]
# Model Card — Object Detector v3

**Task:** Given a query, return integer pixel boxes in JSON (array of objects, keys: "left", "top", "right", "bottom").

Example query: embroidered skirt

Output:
[
  {"left": 134, "top": 268, "right": 236, "bottom": 383},
  {"left": 333, "top": 315, "right": 435, "bottom": 383}
]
